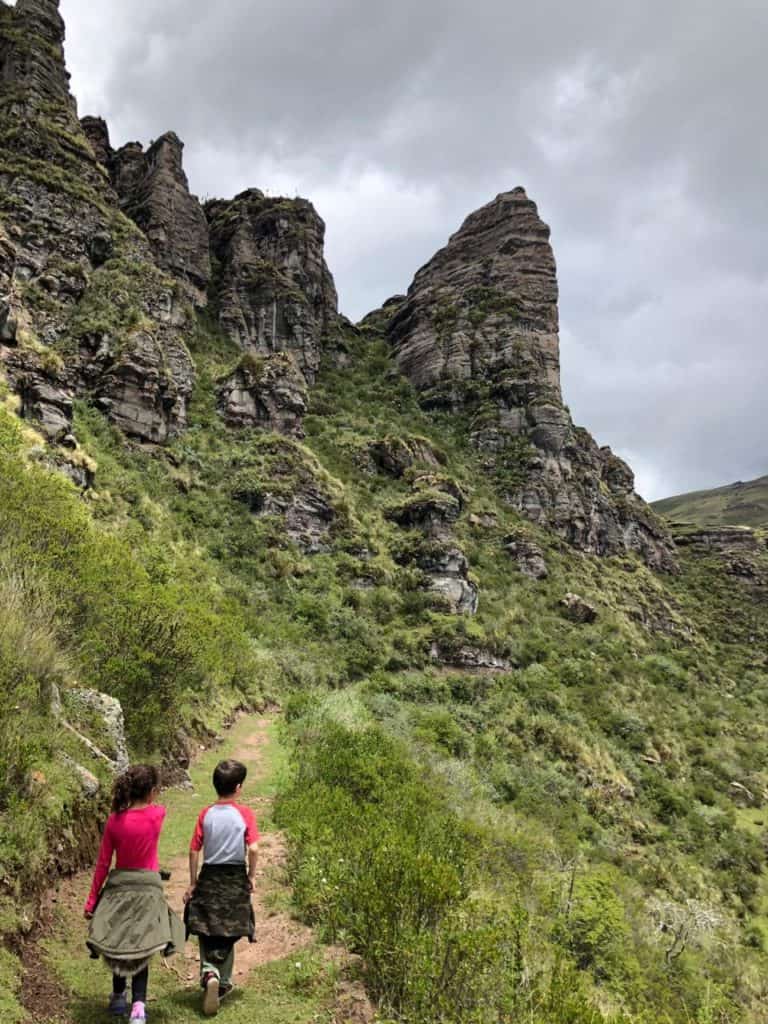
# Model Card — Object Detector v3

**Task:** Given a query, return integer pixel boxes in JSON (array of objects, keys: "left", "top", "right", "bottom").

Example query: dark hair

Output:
[
  {"left": 111, "top": 764, "right": 159, "bottom": 813},
  {"left": 213, "top": 759, "right": 247, "bottom": 797}
]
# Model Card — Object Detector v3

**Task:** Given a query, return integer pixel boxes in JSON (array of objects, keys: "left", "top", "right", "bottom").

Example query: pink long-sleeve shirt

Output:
[{"left": 85, "top": 804, "right": 166, "bottom": 914}]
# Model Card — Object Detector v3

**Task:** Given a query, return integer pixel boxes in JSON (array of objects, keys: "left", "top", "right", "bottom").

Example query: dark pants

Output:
[
  {"left": 199, "top": 936, "right": 236, "bottom": 986},
  {"left": 113, "top": 966, "right": 148, "bottom": 1003}
]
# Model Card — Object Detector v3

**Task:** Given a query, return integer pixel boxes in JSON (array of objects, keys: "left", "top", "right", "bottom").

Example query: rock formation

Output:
[
  {"left": 388, "top": 188, "right": 676, "bottom": 571},
  {"left": 504, "top": 532, "right": 548, "bottom": 580},
  {"left": 365, "top": 435, "right": 443, "bottom": 478},
  {"left": 0, "top": 0, "right": 194, "bottom": 444},
  {"left": 229, "top": 438, "right": 342, "bottom": 554},
  {"left": 674, "top": 526, "right": 768, "bottom": 586},
  {"left": 206, "top": 190, "right": 338, "bottom": 382},
  {"left": 81, "top": 120, "right": 211, "bottom": 306},
  {"left": 217, "top": 352, "right": 307, "bottom": 436},
  {"left": 387, "top": 476, "right": 478, "bottom": 615}
]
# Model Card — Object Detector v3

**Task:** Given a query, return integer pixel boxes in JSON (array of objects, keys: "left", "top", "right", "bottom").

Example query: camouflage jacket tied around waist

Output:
[
  {"left": 185, "top": 862, "right": 255, "bottom": 941},
  {"left": 86, "top": 869, "right": 184, "bottom": 975}
]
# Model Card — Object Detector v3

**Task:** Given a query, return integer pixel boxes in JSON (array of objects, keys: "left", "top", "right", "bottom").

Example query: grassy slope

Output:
[
  {"left": 653, "top": 475, "right": 768, "bottom": 528},
  {"left": 2, "top": 318, "right": 768, "bottom": 1021}
]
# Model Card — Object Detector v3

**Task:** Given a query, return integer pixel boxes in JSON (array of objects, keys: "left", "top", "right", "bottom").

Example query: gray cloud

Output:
[{"left": 57, "top": 0, "right": 767, "bottom": 500}]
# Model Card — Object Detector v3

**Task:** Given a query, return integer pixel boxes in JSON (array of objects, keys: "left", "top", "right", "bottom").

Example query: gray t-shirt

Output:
[{"left": 190, "top": 801, "right": 259, "bottom": 865}]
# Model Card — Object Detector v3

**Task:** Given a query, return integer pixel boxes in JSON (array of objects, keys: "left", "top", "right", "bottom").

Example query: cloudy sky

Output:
[{"left": 55, "top": 0, "right": 766, "bottom": 501}]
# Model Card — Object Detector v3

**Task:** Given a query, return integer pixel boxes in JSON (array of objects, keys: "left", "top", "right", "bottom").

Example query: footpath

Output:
[{"left": 22, "top": 715, "right": 373, "bottom": 1024}]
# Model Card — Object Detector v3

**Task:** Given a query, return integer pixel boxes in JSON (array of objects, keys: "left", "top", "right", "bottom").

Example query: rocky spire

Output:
[
  {"left": 80, "top": 115, "right": 112, "bottom": 166},
  {"left": 1, "top": 0, "right": 70, "bottom": 104},
  {"left": 116, "top": 132, "right": 211, "bottom": 306},
  {"left": 388, "top": 188, "right": 676, "bottom": 570}
]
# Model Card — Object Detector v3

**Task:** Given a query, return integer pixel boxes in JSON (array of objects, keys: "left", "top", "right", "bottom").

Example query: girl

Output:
[{"left": 84, "top": 764, "right": 183, "bottom": 1022}]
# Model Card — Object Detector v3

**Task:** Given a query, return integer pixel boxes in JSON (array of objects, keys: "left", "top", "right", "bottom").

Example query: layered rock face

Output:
[
  {"left": 207, "top": 190, "right": 338, "bottom": 383},
  {"left": 386, "top": 476, "right": 479, "bottom": 615},
  {"left": 0, "top": 0, "right": 194, "bottom": 444},
  {"left": 217, "top": 352, "right": 307, "bottom": 437},
  {"left": 388, "top": 188, "right": 675, "bottom": 570},
  {"left": 81, "top": 119, "right": 211, "bottom": 306}
]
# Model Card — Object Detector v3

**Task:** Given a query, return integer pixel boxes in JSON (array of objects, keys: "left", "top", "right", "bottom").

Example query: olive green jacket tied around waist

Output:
[
  {"left": 87, "top": 869, "right": 185, "bottom": 978},
  {"left": 185, "top": 863, "right": 255, "bottom": 941}
]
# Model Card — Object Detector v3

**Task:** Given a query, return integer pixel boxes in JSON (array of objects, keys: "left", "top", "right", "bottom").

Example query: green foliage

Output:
[
  {"left": 1, "top": 303, "right": 767, "bottom": 1022},
  {"left": 276, "top": 715, "right": 634, "bottom": 1023}
]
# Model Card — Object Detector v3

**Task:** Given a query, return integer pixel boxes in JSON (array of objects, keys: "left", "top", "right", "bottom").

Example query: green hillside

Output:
[
  {"left": 654, "top": 475, "right": 768, "bottom": 528},
  {"left": 3, "top": 325, "right": 768, "bottom": 1022}
]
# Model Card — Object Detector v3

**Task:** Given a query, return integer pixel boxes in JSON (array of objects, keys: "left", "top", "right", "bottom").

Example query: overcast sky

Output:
[{"left": 55, "top": 0, "right": 766, "bottom": 501}]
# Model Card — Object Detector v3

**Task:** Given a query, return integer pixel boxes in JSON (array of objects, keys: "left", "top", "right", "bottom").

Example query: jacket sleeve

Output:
[{"left": 84, "top": 816, "right": 115, "bottom": 914}]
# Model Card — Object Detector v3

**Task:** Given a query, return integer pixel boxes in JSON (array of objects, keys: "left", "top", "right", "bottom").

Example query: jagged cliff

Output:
[
  {"left": 3, "top": 8, "right": 768, "bottom": 1022},
  {"left": 0, "top": 0, "right": 194, "bottom": 444},
  {"left": 384, "top": 188, "right": 675, "bottom": 570},
  {"left": 80, "top": 118, "right": 211, "bottom": 307},
  {"left": 1, "top": 0, "right": 670, "bottom": 573},
  {"left": 0, "top": 0, "right": 337, "bottom": 450}
]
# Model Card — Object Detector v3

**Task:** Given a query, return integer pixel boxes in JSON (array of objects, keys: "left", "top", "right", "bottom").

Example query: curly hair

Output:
[{"left": 111, "top": 764, "right": 159, "bottom": 813}]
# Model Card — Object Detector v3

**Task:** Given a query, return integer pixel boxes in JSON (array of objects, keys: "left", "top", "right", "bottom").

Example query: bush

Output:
[{"left": 276, "top": 718, "right": 621, "bottom": 1023}]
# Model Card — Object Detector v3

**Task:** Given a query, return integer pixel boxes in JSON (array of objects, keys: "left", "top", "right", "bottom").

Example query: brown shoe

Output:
[{"left": 202, "top": 972, "right": 220, "bottom": 1017}]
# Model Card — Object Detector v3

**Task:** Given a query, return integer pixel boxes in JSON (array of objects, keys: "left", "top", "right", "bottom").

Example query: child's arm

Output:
[
  {"left": 247, "top": 842, "right": 259, "bottom": 890},
  {"left": 184, "top": 849, "right": 200, "bottom": 904},
  {"left": 84, "top": 817, "right": 115, "bottom": 917},
  {"left": 184, "top": 807, "right": 206, "bottom": 903},
  {"left": 243, "top": 806, "right": 260, "bottom": 891}
]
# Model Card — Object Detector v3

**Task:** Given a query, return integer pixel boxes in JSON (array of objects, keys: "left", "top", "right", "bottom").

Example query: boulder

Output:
[
  {"left": 429, "top": 641, "right": 512, "bottom": 671},
  {"left": 559, "top": 593, "right": 598, "bottom": 624},
  {"left": 19, "top": 373, "right": 73, "bottom": 438}
]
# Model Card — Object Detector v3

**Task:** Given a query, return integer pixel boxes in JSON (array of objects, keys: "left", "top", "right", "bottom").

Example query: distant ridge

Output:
[{"left": 653, "top": 473, "right": 768, "bottom": 528}]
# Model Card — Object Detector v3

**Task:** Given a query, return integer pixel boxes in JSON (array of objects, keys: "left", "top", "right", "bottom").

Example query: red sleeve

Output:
[
  {"left": 85, "top": 816, "right": 115, "bottom": 914},
  {"left": 239, "top": 805, "right": 260, "bottom": 845},
  {"left": 190, "top": 807, "right": 208, "bottom": 852}
]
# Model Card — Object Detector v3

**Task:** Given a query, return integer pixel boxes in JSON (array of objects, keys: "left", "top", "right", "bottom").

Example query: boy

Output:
[{"left": 184, "top": 759, "right": 259, "bottom": 1017}]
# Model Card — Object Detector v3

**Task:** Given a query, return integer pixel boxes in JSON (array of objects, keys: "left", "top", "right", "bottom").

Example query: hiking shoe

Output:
[
  {"left": 108, "top": 991, "right": 128, "bottom": 1016},
  {"left": 202, "top": 972, "right": 220, "bottom": 1017}
]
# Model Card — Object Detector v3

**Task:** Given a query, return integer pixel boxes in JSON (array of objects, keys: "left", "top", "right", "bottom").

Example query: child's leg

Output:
[
  {"left": 199, "top": 936, "right": 235, "bottom": 984},
  {"left": 218, "top": 941, "right": 235, "bottom": 989},
  {"left": 131, "top": 966, "right": 148, "bottom": 1005},
  {"left": 112, "top": 974, "right": 127, "bottom": 995},
  {"left": 199, "top": 936, "right": 218, "bottom": 981}
]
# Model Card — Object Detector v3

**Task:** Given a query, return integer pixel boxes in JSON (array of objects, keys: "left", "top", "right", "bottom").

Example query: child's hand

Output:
[
  {"left": 84, "top": 910, "right": 93, "bottom": 920},
  {"left": 183, "top": 886, "right": 195, "bottom": 904}
]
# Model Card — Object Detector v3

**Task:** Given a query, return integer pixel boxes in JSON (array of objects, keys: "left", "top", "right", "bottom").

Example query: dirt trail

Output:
[{"left": 26, "top": 714, "right": 359, "bottom": 1022}]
